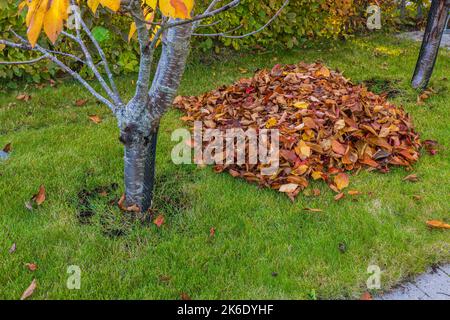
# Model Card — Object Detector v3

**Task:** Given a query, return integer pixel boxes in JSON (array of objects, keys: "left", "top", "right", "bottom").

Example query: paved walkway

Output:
[
  {"left": 377, "top": 264, "right": 450, "bottom": 300},
  {"left": 397, "top": 31, "right": 450, "bottom": 49}
]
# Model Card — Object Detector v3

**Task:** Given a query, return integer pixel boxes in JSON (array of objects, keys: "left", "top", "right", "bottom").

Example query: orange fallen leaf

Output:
[
  {"left": 33, "top": 185, "right": 46, "bottom": 206},
  {"left": 88, "top": 115, "right": 102, "bottom": 124},
  {"left": 348, "top": 190, "right": 362, "bottom": 196},
  {"left": 209, "top": 227, "right": 215, "bottom": 238},
  {"left": 153, "top": 214, "right": 165, "bottom": 228},
  {"left": 20, "top": 279, "right": 37, "bottom": 300},
  {"left": 118, "top": 194, "right": 141, "bottom": 213},
  {"left": 426, "top": 220, "right": 450, "bottom": 229},
  {"left": 334, "top": 173, "right": 349, "bottom": 190},
  {"left": 403, "top": 174, "right": 419, "bottom": 182}
]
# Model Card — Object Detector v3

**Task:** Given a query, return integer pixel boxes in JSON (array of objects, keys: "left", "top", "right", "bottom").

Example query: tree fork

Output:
[{"left": 412, "top": 0, "right": 450, "bottom": 90}]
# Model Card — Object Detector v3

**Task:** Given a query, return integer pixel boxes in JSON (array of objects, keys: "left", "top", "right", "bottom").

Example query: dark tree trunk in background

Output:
[
  {"left": 400, "top": 0, "right": 407, "bottom": 19},
  {"left": 122, "top": 124, "right": 159, "bottom": 213},
  {"left": 412, "top": 0, "right": 449, "bottom": 90}
]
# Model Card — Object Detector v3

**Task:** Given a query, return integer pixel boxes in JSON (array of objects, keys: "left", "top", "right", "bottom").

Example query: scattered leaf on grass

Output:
[
  {"left": 348, "top": 190, "right": 362, "bottom": 196},
  {"left": 88, "top": 115, "right": 102, "bottom": 124},
  {"left": 180, "top": 292, "right": 191, "bottom": 300},
  {"left": 426, "top": 220, "right": 450, "bottom": 229},
  {"left": 117, "top": 194, "right": 141, "bottom": 213},
  {"left": 158, "top": 275, "right": 171, "bottom": 282},
  {"left": 334, "top": 173, "right": 349, "bottom": 190},
  {"left": 334, "top": 193, "right": 345, "bottom": 201},
  {"left": 2, "top": 143, "right": 11, "bottom": 153},
  {"left": 9, "top": 243, "right": 16, "bottom": 254},
  {"left": 209, "top": 227, "right": 215, "bottom": 238},
  {"left": 25, "top": 263, "right": 37, "bottom": 271},
  {"left": 303, "top": 208, "right": 323, "bottom": 212},
  {"left": 403, "top": 174, "right": 419, "bottom": 182},
  {"left": 16, "top": 93, "right": 31, "bottom": 102},
  {"left": 360, "top": 292, "right": 372, "bottom": 300},
  {"left": 412, "top": 195, "right": 422, "bottom": 201},
  {"left": 153, "top": 214, "right": 165, "bottom": 228},
  {"left": 20, "top": 279, "right": 37, "bottom": 300},
  {"left": 25, "top": 185, "right": 46, "bottom": 210},
  {"left": 75, "top": 99, "right": 88, "bottom": 107}
]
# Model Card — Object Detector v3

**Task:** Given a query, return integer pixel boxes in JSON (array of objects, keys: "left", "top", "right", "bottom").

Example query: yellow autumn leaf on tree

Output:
[
  {"left": 144, "top": 0, "right": 157, "bottom": 9},
  {"left": 26, "top": 0, "right": 49, "bottom": 47},
  {"left": 100, "top": 0, "right": 121, "bottom": 12},
  {"left": 88, "top": 0, "right": 120, "bottom": 13},
  {"left": 128, "top": 11, "right": 155, "bottom": 42},
  {"left": 87, "top": 0, "right": 100, "bottom": 13},
  {"left": 159, "top": 0, "right": 193, "bottom": 19},
  {"left": 44, "top": 0, "right": 70, "bottom": 44}
]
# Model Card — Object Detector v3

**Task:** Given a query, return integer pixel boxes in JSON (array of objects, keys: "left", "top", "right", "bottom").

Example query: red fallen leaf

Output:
[
  {"left": 426, "top": 220, "right": 450, "bottom": 229},
  {"left": 334, "top": 193, "right": 345, "bottom": 201},
  {"left": 180, "top": 292, "right": 191, "bottom": 300},
  {"left": 334, "top": 173, "right": 349, "bottom": 190},
  {"left": 360, "top": 291, "right": 372, "bottom": 300},
  {"left": 209, "top": 227, "right": 215, "bottom": 238},
  {"left": 312, "top": 188, "right": 321, "bottom": 196},
  {"left": 88, "top": 115, "right": 102, "bottom": 124},
  {"left": 20, "top": 279, "right": 37, "bottom": 300},
  {"left": 75, "top": 99, "right": 88, "bottom": 107},
  {"left": 2, "top": 143, "right": 11, "bottom": 153},
  {"left": 9, "top": 243, "right": 16, "bottom": 254},
  {"left": 25, "top": 263, "right": 37, "bottom": 271},
  {"left": 403, "top": 174, "right": 419, "bottom": 182},
  {"left": 153, "top": 214, "right": 165, "bottom": 228},
  {"left": 303, "top": 208, "right": 323, "bottom": 212}
]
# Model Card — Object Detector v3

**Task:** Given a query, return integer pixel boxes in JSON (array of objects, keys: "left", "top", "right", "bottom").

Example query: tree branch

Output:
[
  {"left": 0, "top": 56, "right": 47, "bottom": 65},
  {"left": 193, "top": 0, "right": 289, "bottom": 39},
  {"left": 9, "top": 31, "right": 116, "bottom": 112}
]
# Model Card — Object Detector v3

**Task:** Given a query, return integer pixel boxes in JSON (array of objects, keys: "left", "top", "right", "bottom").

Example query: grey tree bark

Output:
[{"left": 412, "top": 0, "right": 450, "bottom": 90}]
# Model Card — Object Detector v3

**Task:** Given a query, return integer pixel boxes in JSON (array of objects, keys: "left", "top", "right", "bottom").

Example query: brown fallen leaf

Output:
[
  {"left": 334, "top": 193, "right": 345, "bottom": 201},
  {"left": 88, "top": 115, "right": 102, "bottom": 124},
  {"left": 303, "top": 208, "right": 323, "bottom": 212},
  {"left": 209, "top": 227, "right": 215, "bottom": 238},
  {"left": 117, "top": 194, "right": 141, "bottom": 213},
  {"left": 2, "top": 143, "right": 12, "bottom": 153},
  {"left": 334, "top": 173, "right": 349, "bottom": 190},
  {"left": 33, "top": 185, "right": 46, "bottom": 205},
  {"left": 412, "top": 195, "right": 422, "bottom": 201},
  {"left": 9, "top": 243, "right": 16, "bottom": 254},
  {"left": 153, "top": 214, "right": 165, "bottom": 228},
  {"left": 158, "top": 275, "right": 171, "bottom": 282},
  {"left": 403, "top": 174, "right": 419, "bottom": 182},
  {"left": 16, "top": 93, "right": 31, "bottom": 102},
  {"left": 20, "top": 279, "right": 37, "bottom": 300},
  {"left": 180, "top": 292, "right": 191, "bottom": 300},
  {"left": 25, "top": 263, "right": 37, "bottom": 271},
  {"left": 426, "top": 220, "right": 450, "bottom": 229},
  {"left": 360, "top": 291, "right": 372, "bottom": 300},
  {"left": 75, "top": 99, "right": 88, "bottom": 107},
  {"left": 279, "top": 183, "right": 299, "bottom": 193}
]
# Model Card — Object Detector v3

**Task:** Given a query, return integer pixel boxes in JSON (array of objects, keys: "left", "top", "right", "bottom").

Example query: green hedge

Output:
[{"left": 1, "top": 0, "right": 400, "bottom": 84}]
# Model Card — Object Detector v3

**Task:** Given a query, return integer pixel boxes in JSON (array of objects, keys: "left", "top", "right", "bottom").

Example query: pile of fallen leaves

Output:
[{"left": 174, "top": 62, "right": 422, "bottom": 200}]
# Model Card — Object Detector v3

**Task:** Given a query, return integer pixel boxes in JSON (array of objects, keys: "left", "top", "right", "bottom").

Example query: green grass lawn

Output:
[{"left": 0, "top": 34, "right": 449, "bottom": 299}]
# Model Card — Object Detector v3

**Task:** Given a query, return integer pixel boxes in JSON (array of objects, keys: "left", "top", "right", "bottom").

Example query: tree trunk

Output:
[
  {"left": 400, "top": 0, "right": 407, "bottom": 19},
  {"left": 412, "top": 0, "right": 449, "bottom": 90},
  {"left": 122, "top": 125, "right": 159, "bottom": 213}
]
